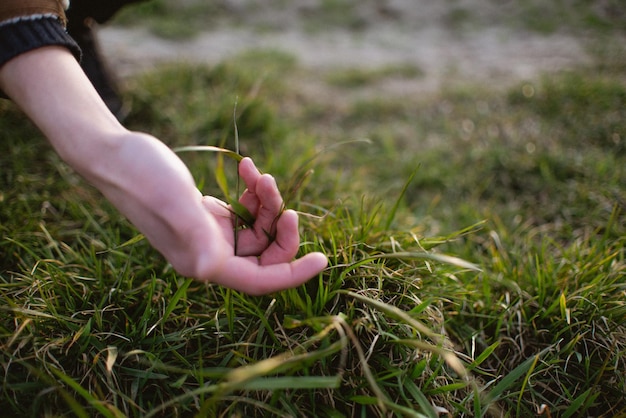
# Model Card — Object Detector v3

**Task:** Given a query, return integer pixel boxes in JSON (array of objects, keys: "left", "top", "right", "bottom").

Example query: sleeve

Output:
[
  {"left": 0, "top": 0, "right": 80, "bottom": 70},
  {"left": 0, "top": 0, "right": 69, "bottom": 25}
]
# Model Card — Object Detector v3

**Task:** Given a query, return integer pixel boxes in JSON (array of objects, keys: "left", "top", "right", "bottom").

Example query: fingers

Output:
[
  {"left": 251, "top": 173, "right": 284, "bottom": 233},
  {"left": 239, "top": 158, "right": 283, "bottom": 221},
  {"left": 238, "top": 157, "right": 260, "bottom": 188},
  {"left": 204, "top": 197, "right": 305, "bottom": 264},
  {"left": 216, "top": 252, "right": 328, "bottom": 296},
  {"left": 236, "top": 157, "right": 287, "bottom": 256},
  {"left": 258, "top": 209, "right": 300, "bottom": 264},
  {"left": 202, "top": 174, "right": 295, "bottom": 260},
  {"left": 197, "top": 158, "right": 329, "bottom": 295},
  {"left": 238, "top": 157, "right": 262, "bottom": 215}
]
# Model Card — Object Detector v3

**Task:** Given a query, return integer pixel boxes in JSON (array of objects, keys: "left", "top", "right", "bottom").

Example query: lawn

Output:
[{"left": 1, "top": 2, "right": 625, "bottom": 417}]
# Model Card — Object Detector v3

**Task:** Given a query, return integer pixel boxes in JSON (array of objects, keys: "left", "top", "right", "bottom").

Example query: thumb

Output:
[{"left": 217, "top": 252, "right": 328, "bottom": 296}]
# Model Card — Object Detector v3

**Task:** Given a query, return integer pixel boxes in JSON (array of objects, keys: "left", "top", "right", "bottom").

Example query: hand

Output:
[{"left": 200, "top": 157, "right": 328, "bottom": 295}]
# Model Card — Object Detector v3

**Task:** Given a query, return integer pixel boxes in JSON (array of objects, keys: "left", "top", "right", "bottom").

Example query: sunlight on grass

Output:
[{"left": 1, "top": 43, "right": 625, "bottom": 417}]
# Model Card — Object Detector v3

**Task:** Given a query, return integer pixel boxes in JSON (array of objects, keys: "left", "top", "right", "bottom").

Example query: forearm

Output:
[
  {"left": 0, "top": 47, "right": 121, "bottom": 165},
  {"left": 0, "top": 46, "right": 226, "bottom": 278}
]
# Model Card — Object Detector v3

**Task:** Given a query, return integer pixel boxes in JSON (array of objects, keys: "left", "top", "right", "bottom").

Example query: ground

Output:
[{"left": 98, "top": 0, "right": 596, "bottom": 96}]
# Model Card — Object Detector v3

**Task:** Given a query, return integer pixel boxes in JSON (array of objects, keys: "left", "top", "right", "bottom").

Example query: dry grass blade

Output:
[{"left": 172, "top": 145, "right": 244, "bottom": 161}]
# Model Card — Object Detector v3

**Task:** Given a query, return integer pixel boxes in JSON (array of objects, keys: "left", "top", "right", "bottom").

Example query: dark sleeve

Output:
[{"left": 0, "top": 16, "right": 81, "bottom": 70}]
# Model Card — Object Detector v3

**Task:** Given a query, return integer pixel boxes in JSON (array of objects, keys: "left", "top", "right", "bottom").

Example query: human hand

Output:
[
  {"left": 200, "top": 157, "right": 328, "bottom": 295},
  {"left": 0, "top": 46, "right": 326, "bottom": 296}
]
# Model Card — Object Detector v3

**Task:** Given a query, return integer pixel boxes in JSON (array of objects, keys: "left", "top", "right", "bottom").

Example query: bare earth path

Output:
[{"left": 98, "top": 2, "right": 594, "bottom": 94}]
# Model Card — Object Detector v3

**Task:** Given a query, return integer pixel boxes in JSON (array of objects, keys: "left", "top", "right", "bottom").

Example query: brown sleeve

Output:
[{"left": 0, "top": 0, "right": 68, "bottom": 26}]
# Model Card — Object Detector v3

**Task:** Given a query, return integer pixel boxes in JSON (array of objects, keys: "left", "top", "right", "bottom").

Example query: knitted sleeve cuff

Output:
[{"left": 0, "top": 15, "right": 81, "bottom": 70}]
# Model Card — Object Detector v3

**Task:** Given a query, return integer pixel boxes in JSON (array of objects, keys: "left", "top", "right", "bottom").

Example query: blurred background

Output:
[
  {"left": 102, "top": 0, "right": 618, "bottom": 90},
  {"left": 92, "top": 0, "right": 626, "bottom": 237}
]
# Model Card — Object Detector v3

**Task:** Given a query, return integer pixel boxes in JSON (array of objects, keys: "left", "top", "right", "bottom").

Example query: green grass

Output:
[
  {"left": 112, "top": 0, "right": 626, "bottom": 39},
  {"left": 2, "top": 39, "right": 626, "bottom": 418},
  {"left": 112, "top": 0, "right": 229, "bottom": 39},
  {"left": 325, "top": 64, "right": 424, "bottom": 88}
]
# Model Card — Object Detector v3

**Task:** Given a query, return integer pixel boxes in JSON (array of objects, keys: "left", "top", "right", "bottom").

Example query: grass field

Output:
[{"left": 1, "top": 2, "right": 626, "bottom": 417}]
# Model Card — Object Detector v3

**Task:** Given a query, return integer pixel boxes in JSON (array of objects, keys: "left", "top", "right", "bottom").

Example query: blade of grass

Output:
[
  {"left": 281, "top": 138, "right": 372, "bottom": 207},
  {"left": 466, "top": 342, "right": 499, "bottom": 373},
  {"left": 237, "top": 375, "right": 341, "bottom": 391},
  {"left": 403, "top": 378, "right": 441, "bottom": 418},
  {"left": 482, "top": 347, "right": 548, "bottom": 408},
  {"left": 562, "top": 388, "right": 594, "bottom": 418},
  {"left": 172, "top": 145, "right": 244, "bottom": 161},
  {"left": 163, "top": 278, "right": 192, "bottom": 322},
  {"left": 336, "top": 253, "right": 480, "bottom": 287},
  {"left": 146, "top": 338, "right": 346, "bottom": 418},
  {"left": 341, "top": 291, "right": 440, "bottom": 340},
  {"left": 173, "top": 143, "right": 255, "bottom": 228},
  {"left": 214, "top": 152, "right": 230, "bottom": 202},
  {"left": 383, "top": 399, "right": 432, "bottom": 418},
  {"left": 233, "top": 98, "right": 242, "bottom": 254},
  {"left": 49, "top": 366, "right": 124, "bottom": 418},
  {"left": 384, "top": 165, "right": 419, "bottom": 230}
]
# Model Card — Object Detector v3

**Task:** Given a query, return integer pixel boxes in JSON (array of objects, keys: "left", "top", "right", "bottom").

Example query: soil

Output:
[{"left": 98, "top": 1, "right": 595, "bottom": 95}]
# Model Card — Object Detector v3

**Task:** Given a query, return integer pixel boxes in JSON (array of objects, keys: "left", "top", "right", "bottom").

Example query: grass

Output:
[
  {"left": 112, "top": 0, "right": 229, "bottom": 39},
  {"left": 111, "top": 0, "right": 626, "bottom": 39},
  {"left": 325, "top": 64, "right": 424, "bottom": 89},
  {"left": 2, "top": 24, "right": 626, "bottom": 418}
]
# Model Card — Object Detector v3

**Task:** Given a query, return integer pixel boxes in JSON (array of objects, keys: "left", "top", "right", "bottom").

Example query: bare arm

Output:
[{"left": 0, "top": 46, "right": 327, "bottom": 295}]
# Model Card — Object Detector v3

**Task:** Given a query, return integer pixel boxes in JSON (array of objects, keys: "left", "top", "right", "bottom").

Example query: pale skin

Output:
[{"left": 0, "top": 46, "right": 328, "bottom": 296}]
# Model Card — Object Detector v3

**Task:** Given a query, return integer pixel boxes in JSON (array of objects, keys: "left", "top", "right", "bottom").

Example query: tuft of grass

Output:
[
  {"left": 446, "top": 216, "right": 626, "bottom": 416},
  {"left": 326, "top": 64, "right": 424, "bottom": 89},
  {"left": 112, "top": 0, "right": 229, "bottom": 39},
  {"left": 112, "top": 0, "right": 626, "bottom": 37},
  {"left": 512, "top": 0, "right": 626, "bottom": 34}
]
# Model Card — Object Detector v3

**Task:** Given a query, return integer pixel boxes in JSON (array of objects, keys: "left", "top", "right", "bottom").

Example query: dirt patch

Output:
[{"left": 98, "top": 1, "right": 593, "bottom": 94}]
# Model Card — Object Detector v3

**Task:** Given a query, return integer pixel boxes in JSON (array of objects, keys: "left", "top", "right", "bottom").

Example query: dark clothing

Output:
[
  {"left": 66, "top": 0, "right": 146, "bottom": 27},
  {"left": 64, "top": 0, "right": 148, "bottom": 119},
  {"left": 0, "top": 0, "right": 144, "bottom": 117},
  {"left": 0, "top": 0, "right": 79, "bottom": 70},
  {"left": 0, "top": 15, "right": 80, "bottom": 70}
]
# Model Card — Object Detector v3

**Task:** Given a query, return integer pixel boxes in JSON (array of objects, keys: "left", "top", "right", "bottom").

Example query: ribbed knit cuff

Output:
[{"left": 0, "top": 15, "right": 81, "bottom": 70}]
